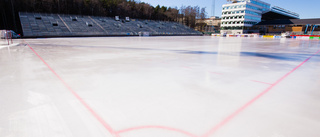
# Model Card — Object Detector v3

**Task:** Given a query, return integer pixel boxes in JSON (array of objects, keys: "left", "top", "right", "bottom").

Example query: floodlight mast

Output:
[{"left": 212, "top": 0, "right": 215, "bottom": 16}]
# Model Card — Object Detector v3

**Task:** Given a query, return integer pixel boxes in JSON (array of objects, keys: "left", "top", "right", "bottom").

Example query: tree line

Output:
[{"left": 0, "top": 0, "right": 207, "bottom": 33}]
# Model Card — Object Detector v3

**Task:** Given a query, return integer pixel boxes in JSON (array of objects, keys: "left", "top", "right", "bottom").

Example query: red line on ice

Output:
[
  {"left": 182, "top": 66, "right": 193, "bottom": 69},
  {"left": 201, "top": 49, "right": 320, "bottom": 137},
  {"left": 26, "top": 40, "right": 320, "bottom": 137},
  {"left": 251, "top": 80, "right": 273, "bottom": 85},
  {"left": 116, "top": 126, "right": 198, "bottom": 137},
  {"left": 26, "top": 43, "right": 119, "bottom": 137}
]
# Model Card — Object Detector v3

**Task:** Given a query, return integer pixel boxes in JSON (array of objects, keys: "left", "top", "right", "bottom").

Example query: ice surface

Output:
[{"left": 0, "top": 36, "right": 320, "bottom": 137}]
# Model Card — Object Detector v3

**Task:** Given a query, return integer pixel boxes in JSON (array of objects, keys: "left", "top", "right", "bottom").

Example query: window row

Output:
[
  {"left": 222, "top": 16, "right": 244, "bottom": 20},
  {"left": 246, "top": 5, "right": 268, "bottom": 12},
  {"left": 222, "top": 10, "right": 261, "bottom": 16},
  {"left": 221, "top": 21, "right": 258, "bottom": 25},
  {"left": 250, "top": 0, "right": 270, "bottom": 8},
  {"left": 245, "top": 15, "right": 261, "bottom": 21},
  {"left": 222, "top": 15, "right": 261, "bottom": 21},
  {"left": 244, "top": 10, "right": 261, "bottom": 16},
  {"left": 222, "top": 10, "right": 244, "bottom": 15},
  {"left": 223, "top": 4, "right": 269, "bottom": 11},
  {"left": 222, "top": 5, "right": 245, "bottom": 10}
]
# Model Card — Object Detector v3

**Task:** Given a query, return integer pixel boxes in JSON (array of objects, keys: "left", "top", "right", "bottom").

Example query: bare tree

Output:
[
  {"left": 200, "top": 7, "right": 207, "bottom": 20},
  {"left": 180, "top": 6, "right": 202, "bottom": 28},
  {"left": 165, "top": 7, "right": 179, "bottom": 21}
]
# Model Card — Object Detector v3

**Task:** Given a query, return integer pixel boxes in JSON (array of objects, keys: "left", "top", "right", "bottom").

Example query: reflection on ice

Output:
[{"left": 217, "top": 38, "right": 242, "bottom": 67}]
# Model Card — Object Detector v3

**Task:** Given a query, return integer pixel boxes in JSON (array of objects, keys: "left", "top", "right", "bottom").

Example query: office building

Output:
[
  {"left": 195, "top": 16, "right": 221, "bottom": 33},
  {"left": 221, "top": 0, "right": 299, "bottom": 34}
]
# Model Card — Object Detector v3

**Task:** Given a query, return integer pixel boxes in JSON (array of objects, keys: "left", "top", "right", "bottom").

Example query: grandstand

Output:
[{"left": 19, "top": 12, "right": 202, "bottom": 38}]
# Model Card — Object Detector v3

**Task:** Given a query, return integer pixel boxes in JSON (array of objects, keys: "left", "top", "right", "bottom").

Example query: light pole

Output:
[
  {"left": 10, "top": 0, "right": 17, "bottom": 32},
  {"left": 212, "top": 0, "right": 215, "bottom": 17}
]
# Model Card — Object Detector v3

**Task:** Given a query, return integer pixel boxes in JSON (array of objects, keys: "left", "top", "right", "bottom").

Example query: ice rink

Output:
[{"left": 1, "top": 36, "right": 320, "bottom": 137}]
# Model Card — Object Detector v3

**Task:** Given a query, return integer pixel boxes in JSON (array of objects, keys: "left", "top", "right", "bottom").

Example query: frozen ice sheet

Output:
[{"left": 1, "top": 36, "right": 320, "bottom": 137}]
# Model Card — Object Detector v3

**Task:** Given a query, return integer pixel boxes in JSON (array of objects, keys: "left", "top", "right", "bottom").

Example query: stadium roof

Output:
[
  {"left": 262, "top": 11, "right": 299, "bottom": 21},
  {"left": 256, "top": 18, "right": 320, "bottom": 26}
]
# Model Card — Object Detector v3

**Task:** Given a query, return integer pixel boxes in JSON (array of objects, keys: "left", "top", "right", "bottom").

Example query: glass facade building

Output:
[{"left": 221, "top": 0, "right": 270, "bottom": 32}]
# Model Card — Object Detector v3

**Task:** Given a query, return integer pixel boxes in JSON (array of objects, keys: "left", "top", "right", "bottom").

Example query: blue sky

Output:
[{"left": 139, "top": 0, "right": 319, "bottom": 19}]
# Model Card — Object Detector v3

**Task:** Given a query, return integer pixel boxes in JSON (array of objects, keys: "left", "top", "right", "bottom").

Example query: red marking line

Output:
[
  {"left": 201, "top": 49, "right": 320, "bottom": 137},
  {"left": 116, "top": 126, "right": 197, "bottom": 137},
  {"left": 182, "top": 66, "right": 193, "bottom": 69},
  {"left": 251, "top": 80, "right": 273, "bottom": 85},
  {"left": 26, "top": 40, "right": 320, "bottom": 137},
  {"left": 26, "top": 43, "right": 119, "bottom": 137}
]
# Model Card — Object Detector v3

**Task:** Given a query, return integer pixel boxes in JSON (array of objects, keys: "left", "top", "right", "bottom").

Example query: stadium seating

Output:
[{"left": 19, "top": 12, "right": 202, "bottom": 37}]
